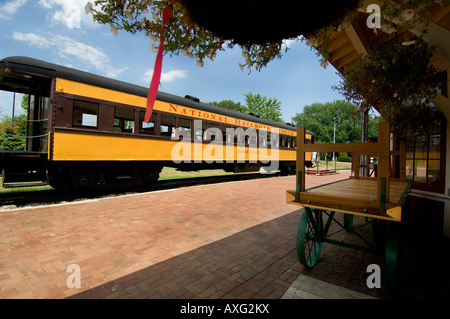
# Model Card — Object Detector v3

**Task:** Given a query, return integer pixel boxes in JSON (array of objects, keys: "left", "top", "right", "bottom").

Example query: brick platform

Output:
[{"left": 1, "top": 170, "right": 449, "bottom": 299}]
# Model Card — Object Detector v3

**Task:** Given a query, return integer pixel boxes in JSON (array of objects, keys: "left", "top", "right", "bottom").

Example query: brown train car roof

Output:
[{"left": 0, "top": 56, "right": 314, "bottom": 135}]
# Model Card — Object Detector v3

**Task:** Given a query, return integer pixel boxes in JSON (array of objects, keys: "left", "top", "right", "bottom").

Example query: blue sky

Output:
[{"left": 0, "top": 0, "right": 345, "bottom": 123}]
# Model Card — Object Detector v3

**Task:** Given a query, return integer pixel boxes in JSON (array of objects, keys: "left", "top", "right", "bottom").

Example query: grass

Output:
[
  {"left": 1, "top": 163, "right": 356, "bottom": 194},
  {"left": 159, "top": 167, "right": 254, "bottom": 180},
  {"left": 0, "top": 177, "right": 54, "bottom": 194},
  {"left": 0, "top": 167, "right": 255, "bottom": 193},
  {"left": 312, "top": 160, "right": 352, "bottom": 171}
]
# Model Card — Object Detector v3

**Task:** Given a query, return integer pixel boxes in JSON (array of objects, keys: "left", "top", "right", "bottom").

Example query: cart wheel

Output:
[
  {"left": 297, "top": 209, "right": 323, "bottom": 268},
  {"left": 344, "top": 214, "right": 353, "bottom": 231},
  {"left": 385, "top": 221, "right": 400, "bottom": 294}
]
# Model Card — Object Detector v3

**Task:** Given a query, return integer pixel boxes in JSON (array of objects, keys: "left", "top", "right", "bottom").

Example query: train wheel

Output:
[
  {"left": 53, "top": 174, "right": 75, "bottom": 194},
  {"left": 144, "top": 167, "right": 161, "bottom": 184},
  {"left": 297, "top": 208, "right": 323, "bottom": 268}
]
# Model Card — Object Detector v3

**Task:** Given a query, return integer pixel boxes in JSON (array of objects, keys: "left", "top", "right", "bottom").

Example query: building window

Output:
[
  {"left": 73, "top": 100, "right": 98, "bottom": 128},
  {"left": 406, "top": 134, "right": 441, "bottom": 184}
]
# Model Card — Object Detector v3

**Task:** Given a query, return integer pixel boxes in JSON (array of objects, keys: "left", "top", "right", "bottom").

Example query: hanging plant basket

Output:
[
  {"left": 172, "top": 0, "right": 360, "bottom": 45},
  {"left": 333, "top": 35, "right": 442, "bottom": 134}
]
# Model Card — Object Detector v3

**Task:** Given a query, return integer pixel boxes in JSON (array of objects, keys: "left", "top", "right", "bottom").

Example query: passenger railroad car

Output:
[{"left": 0, "top": 56, "right": 315, "bottom": 191}]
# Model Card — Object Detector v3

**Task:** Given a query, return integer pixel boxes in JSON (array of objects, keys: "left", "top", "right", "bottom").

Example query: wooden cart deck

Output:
[{"left": 287, "top": 178, "right": 410, "bottom": 222}]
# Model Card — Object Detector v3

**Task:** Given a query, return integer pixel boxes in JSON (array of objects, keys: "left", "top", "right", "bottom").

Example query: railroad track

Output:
[{"left": 0, "top": 172, "right": 284, "bottom": 210}]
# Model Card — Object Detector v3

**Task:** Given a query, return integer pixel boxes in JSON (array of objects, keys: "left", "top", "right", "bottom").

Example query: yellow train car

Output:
[{"left": 0, "top": 56, "right": 315, "bottom": 191}]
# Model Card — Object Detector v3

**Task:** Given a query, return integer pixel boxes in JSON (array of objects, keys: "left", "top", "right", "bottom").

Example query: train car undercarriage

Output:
[{"left": 1, "top": 153, "right": 297, "bottom": 193}]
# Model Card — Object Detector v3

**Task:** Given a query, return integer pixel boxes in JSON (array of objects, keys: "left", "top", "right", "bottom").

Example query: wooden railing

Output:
[{"left": 296, "top": 122, "right": 406, "bottom": 204}]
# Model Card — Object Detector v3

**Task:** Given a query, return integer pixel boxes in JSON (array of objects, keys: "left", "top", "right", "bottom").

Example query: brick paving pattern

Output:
[{"left": 0, "top": 171, "right": 449, "bottom": 299}]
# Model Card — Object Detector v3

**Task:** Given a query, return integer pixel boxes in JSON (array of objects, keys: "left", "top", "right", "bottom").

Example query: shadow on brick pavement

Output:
[{"left": 68, "top": 196, "right": 450, "bottom": 300}]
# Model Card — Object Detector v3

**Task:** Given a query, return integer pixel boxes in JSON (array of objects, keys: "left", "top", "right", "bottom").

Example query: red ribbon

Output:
[{"left": 145, "top": 5, "right": 173, "bottom": 123}]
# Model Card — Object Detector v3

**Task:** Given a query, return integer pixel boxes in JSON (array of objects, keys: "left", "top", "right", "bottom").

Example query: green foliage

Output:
[
  {"left": 307, "top": 0, "right": 443, "bottom": 70},
  {"left": 209, "top": 100, "right": 247, "bottom": 113},
  {"left": 0, "top": 95, "right": 28, "bottom": 151},
  {"left": 291, "top": 100, "right": 381, "bottom": 144},
  {"left": 209, "top": 93, "right": 284, "bottom": 123},
  {"left": 338, "top": 152, "right": 352, "bottom": 162},
  {"left": 89, "top": 0, "right": 290, "bottom": 71},
  {"left": 0, "top": 114, "right": 27, "bottom": 150},
  {"left": 21, "top": 94, "right": 29, "bottom": 111},
  {"left": 333, "top": 35, "right": 441, "bottom": 134},
  {"left": 244, "top": 92, "right": 283, "bottom": 122}
]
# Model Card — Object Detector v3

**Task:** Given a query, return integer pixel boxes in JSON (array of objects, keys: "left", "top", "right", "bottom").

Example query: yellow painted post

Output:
[{"left": 297, "top": 127, "right": 306, "bottom": 193}]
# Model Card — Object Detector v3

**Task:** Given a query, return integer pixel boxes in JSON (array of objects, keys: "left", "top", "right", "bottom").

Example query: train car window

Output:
[
  {"left": 252, "top": 130, "right": 259, "bottom": 146},
  {"left": 205, "top": 123, "right": 220, "bottom": 141},
  {"left": 271, "top": 133, "right": 279, "bottom": 148},
  {"left": 180, "top": 118, "right": 191, "bottom": 130},
  {"left": 114, "top": 106, "right": 134, "bottom": 133},
  {"left": 245, "top": 129, "right": 257, "bottom": 146},
  {"left": 195, "top": 121, "right": 207, "bottom": 141},
  {"left": 259, "top": 130, "right": 267, "bottom": 147},
  {"left": 139, "top": 111, "right": 156, "bottom": 134},
  {"left": 223, "top": 126, "right": 232, "bottom": 144},
  {"left": 178, "top": 118, "right": 191, "bottom": 138},
  {"left": 282, "top": 135, "right": 288, "bottom": 148},
  {"left": 161, "top": 114, "right": 176, "bottom": 137},
  {"left": 233, "top": 129, "right": 242, "bottom": 145},
  {"left": 73, "top": 100, "right": 98, "bottom": 128},
  {"left": 287, "top": 137, "right": 296, "bottom": 149}
]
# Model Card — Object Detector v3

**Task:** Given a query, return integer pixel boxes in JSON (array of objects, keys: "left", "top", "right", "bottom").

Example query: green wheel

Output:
[
  {"left": 344, "top": 214, "right": 354, "bottom": 231},
  {"left": 297, "top": 209, "right": 323, "bottom": 268},
  {"left": 385, "top": 221, "right": 400, "bottom": 294}
]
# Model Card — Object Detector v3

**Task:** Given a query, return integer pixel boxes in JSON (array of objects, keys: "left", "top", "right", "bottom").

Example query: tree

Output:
[
  {"left": 244, "top": 92, "right": 283, "bottom": 122},
  {"left": 333, "top": 36, "right": 441, "bottom": 134},
  {"left": 0, "top": 95, "right": 28, "bottom": 151},
  {"left": 291, "top": 100, "right": 381, "bottom": 144},
  {"left": 209, "top": 93, "right": 284, "bottom": 122},
  {"left": 87, "top": 0, "right": 443, "bottom": 134},
  {"left": 87, "top": 0, "right": 359, "bottom": 71},
  {"left": 0, "top": 114, "right": 27, "bottom": 150},
  {"left": 209, "top": 100, "right": 247, "bottom": 113}
]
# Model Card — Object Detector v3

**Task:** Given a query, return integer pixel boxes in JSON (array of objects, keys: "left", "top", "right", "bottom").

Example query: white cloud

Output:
[
  {"left": 40, "top": 0, "right": 99, "bottom": 29},
  {"left": 144, "top": 69, "right": 188, "bottom": 83},
  {"left": 12, "top": 32, "right": 126, "bottom": 78},
  {"left": 1, "top": 0, "right": 97, "bottom": 29},
  {"left": 12, "top": 32, "right": 50, "bottom": 48},
  {"left": 0, "top": 0, "right": 28, "bottom": 19},
  {"left": 283, "top": 36, "right": 304, "bottom": 49}
]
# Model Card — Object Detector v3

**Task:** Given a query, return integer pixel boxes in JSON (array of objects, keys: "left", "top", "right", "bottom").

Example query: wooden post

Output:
[
  {"left": 377, "top": 122, "right": 390, "bottom": 204},
  {"left": 354, "top": 153, "right": 360, "bottom": 178},
  {"left": 399, "top": 140, "right": 406, "bottom": 181},
  {"left": 297, "top": 127, "right": 306, "bottom": 193}
]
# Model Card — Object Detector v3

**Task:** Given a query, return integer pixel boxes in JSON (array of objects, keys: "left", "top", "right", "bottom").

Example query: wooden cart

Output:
[{"left": 286, "top": 122, "right": 410, "bottom": 291}]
